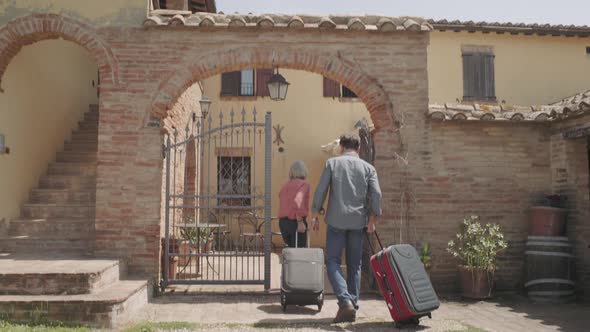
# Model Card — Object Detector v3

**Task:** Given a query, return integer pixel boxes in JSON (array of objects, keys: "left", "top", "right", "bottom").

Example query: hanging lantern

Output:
[{"left": 267, "top": 68, "right": 290, "bottom": 101}]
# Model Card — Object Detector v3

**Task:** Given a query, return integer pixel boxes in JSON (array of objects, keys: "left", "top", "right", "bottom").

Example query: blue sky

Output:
[{"left": 215, "top": 0, "right": 589, "bottom": 26}]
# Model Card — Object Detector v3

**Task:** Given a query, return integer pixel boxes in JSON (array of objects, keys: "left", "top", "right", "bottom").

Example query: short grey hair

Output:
[{"left": 289, "top": 160, "right": 308, "bottom": 180}]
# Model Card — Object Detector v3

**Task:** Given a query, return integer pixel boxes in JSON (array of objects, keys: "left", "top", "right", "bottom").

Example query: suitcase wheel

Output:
[
  {"left": 394, "top": 317, "right": 420, "bottom": 328},
  {"left": 317, "top": 293, "right": 324, "bottom": 312}
]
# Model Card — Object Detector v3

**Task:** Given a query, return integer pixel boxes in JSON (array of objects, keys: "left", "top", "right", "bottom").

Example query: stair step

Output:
[
  {"left": 9, "top": 219, "right": 93, "bottom": 238},
  {"left": 31, "top": 189, "right": 95, "bottom": 204},
  {"left": 56, "top": 151, "right": 97, "bottom": 162},
  {"left": 47, "top": 162, "right": 96, "bottom": 176},
  {"left": 22, "top": 204, "right": 94, "bottom": 219},
  {"left": 0, "top": 279, "right": 148, "bottom": 328},
  {"left": 71, "top": 132, "right": 98, "bottom": 141},
  {"left": 63, "top": 142, "right": 98, "bottom": 152},
  {"left": 0, "top": 255, "right": 120, "bottom": 295},
  {"left": 0, "top": 236, "right": 91, "bottom": 253},
  {"left": 84, "top": 112, "right": 99, "bottom": 120},
  {"left": 78, "top": 121, "right": 98, "bottom": 129},
  {"left": 39, "top": 175, "right": 96, "bottom": 190}
]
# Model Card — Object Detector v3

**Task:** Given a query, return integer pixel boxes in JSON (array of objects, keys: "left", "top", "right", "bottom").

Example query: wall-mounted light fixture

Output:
[
  {"left": 199, "top": 96, "right": 212, "bottom": 120},
  {"left": 0, "top": 134, "right": 9, "bottom": 155}
]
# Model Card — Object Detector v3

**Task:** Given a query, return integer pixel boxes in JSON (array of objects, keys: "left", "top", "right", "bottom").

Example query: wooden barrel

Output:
[{"left": 525, "top": 236, "right": 575, "bottom": 303}]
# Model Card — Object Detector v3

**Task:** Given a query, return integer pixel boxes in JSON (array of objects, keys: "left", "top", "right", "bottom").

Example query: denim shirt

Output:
[{"left": 311, "top": 151, "right": 382, "bottom": 230}]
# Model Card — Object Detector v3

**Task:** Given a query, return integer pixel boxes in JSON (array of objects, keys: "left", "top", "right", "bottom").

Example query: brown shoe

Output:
[{"left": 333, "top": 302, "right": 356, "bottom": 323}]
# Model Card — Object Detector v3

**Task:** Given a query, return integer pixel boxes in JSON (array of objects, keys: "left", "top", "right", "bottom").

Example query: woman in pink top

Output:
[{"left": 278, "top": 160, "right": 310, "bottom": 248}]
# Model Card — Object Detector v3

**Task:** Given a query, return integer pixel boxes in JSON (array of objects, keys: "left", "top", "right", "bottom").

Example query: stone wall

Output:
[{"left": 423, "top": 121, "right": 552, "bottom": 291}]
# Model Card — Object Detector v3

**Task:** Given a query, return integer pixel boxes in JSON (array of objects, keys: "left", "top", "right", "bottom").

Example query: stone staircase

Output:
[
  {"left": 0, "top": 105, "right": 98, "bottom": 254},
  {"left": 0, "top": 105, "right": 149, "bottom": 328},
  {"left": 0, "top": 254, "right": 148, "bottom": 327}
]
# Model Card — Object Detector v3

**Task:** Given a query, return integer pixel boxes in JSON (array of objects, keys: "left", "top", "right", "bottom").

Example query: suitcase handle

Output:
[
  {"left": 294, "top": 222, "right": 310, "bottom": 248},
  {"left": 365, "top": 229, "right": 385, "bottom": 255}
]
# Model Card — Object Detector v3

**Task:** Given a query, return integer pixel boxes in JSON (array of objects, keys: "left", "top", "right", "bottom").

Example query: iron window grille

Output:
[{"left": 217, "top": 156, "right": 252, "bottom": 206}]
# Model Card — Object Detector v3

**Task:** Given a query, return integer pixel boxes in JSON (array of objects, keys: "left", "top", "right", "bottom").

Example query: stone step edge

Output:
[{"left": 0, "top": 280, "right": 147, "bottom": 305}]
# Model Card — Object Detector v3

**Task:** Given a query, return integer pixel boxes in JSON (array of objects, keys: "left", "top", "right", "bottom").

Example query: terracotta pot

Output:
[
  {"left": 161, "top": 238, "right": 179, "bottom": 280},
  {"left": 458, "top": 265, "right": 493, "bottom": 299},
  {"left": 202, "top": 237, "right": 214, "bottom": 253},
  {"left": 178, "top": 241, "right": 198, "bottom": 267},
  {"left": 530, "top": 206, "right": 567, "bottom": 236}
]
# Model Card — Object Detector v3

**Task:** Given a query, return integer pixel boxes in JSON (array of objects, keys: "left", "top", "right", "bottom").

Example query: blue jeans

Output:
[{"left": 326, "top": 225, "right": 364, "bottom": 310}]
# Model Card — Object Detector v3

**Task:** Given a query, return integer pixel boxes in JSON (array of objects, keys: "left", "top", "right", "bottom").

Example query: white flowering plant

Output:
[{"left": 447, "top": 215, "right": 508, "bottom": 271}]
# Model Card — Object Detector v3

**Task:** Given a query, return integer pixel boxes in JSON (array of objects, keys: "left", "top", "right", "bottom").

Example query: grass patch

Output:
[
  {"left": 122, "top": 322, "right": 200, "bottom": 332},
  {"left": 0, "top": 320, "right": 89, "bottom": 332}
]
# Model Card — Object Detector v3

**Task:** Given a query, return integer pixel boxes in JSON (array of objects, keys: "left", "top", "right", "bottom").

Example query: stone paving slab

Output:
[{"left": 123, "top": 293, "right": 590, "bottom": 332}]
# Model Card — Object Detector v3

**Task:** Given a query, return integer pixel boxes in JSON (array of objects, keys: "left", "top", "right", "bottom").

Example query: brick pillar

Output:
[{"left": 95, "top": 98, "right": 163, "bottom": 276}]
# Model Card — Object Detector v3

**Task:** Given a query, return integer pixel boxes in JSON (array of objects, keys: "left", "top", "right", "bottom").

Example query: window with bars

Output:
[
  {"left": 220, "top": 69, "right": 273, "bottom": 97},
  {"left": 217, "top": 157, "right": 251, "bottom": 206},
  {"left": 462, "top": 46, "right": 496, "bottom": 102},
  {"left": 323, "top": 77, "right": 358, "bottom": 98}
]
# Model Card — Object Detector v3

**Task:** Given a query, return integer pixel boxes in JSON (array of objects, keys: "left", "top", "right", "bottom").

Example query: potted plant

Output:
[
  {"left": 419, "top": 243, "right": 432, "bottom": 271},
  {"left": 179, "top": 219, "right": 214, "bottom": 255},
  {"left": 447, "top": 215, "right": 508, "bottom": 299},
  {"left": 161, "top": 237, "right": 180, "bottom": 280},
  {"left": 530, "top": 194, "right": 567, "bottom": 236},
  {"left": 179, "top": 226, "right": 198, "bottom": 267}
]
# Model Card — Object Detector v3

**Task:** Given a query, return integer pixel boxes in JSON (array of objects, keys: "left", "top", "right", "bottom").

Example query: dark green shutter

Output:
[{"left": 463, "top": 52, "right": 495, "bottom": 101}]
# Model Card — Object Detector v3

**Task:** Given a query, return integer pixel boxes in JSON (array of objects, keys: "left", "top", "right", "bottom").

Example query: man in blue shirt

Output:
[{"left": 311, "top": 133, "right": 382, "bottom": 323}]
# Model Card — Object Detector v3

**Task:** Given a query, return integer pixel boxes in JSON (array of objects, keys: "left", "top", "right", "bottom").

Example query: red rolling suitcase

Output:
[{"left": 368, "top": 232, "right": 440, "bottom": 326}]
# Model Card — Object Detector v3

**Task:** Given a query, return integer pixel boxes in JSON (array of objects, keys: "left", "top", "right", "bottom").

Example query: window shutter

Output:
[
  {"left": 256, "top": 69, "right": 273, "bottom": 97},
  {"left": 463, "top": 52, "right": 495, "bottom": 101},
  {"left": 483, "top": 54, "right": 495, "bottom": 100},
  {"left": 323, "top": 77, "right": 341, "bottom": 98},
  {"left": 462, "top": 53, "right": 476, "bottom": 100},
  {"left": 221, "top": 71, "right": 241, "bottom": 96}
]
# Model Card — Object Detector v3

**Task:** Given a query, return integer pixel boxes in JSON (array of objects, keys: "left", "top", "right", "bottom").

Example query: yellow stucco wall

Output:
[
  {"left": 428, "top": 30, "right": 590, "bottom": 105},
  {"left": 0, "top": 0, "right": 146, "bottom": 26},
  {"left": 0, "top": 39, "right": 98, "bottom": 228},
  {"left": 200, "top": 69, "right": 371, "bottom": 248}
]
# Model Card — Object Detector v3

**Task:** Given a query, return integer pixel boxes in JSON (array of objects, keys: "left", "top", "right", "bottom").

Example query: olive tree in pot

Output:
[{"left": 447, "top": 216, "right": 508, "bottom": 299}]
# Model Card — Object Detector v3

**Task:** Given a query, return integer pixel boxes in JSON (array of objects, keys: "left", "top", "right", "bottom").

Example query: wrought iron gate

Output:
[{"left": 161, "top": 107, "right": 272, "bottom": 290}]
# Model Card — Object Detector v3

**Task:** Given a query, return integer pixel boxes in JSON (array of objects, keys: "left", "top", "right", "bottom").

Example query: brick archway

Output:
[
  {"left": 150, "top": 47, "right": 394, "bottom": 130},
  {"left": 0, "top": 13, "right": 119, "bottom": 92}
]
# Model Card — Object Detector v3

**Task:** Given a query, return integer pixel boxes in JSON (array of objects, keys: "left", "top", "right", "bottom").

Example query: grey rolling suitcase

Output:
[{"left": 280, "top": 231, "right": 324, "bottom": 312}]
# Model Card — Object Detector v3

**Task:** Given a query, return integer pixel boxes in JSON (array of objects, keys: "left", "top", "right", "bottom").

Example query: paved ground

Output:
[{"left": 122, "top": 292, "right": 590, "bottom": 332}]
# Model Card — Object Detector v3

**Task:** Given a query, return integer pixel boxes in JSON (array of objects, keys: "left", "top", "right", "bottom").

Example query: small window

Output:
[
  {"left": 342, "top": 85, "right": 357, "bottom": 98},
  {"left": 586, "top": 46, "right": 590, "bottom": 55},
  {"left": 240, "top": 69, "right": 254, "bottom": 96},
  {"left": 217, "top": 157, "right": 251, "bottom": 206},
  {"left": 221, "top": 69, "right": 272, "bottom": 97},
  {"left": 462, "top": 46, "right": 496, "bottom": 102},
  {"left": 323, "top": 77, "right": 357, "bottom": 98}
]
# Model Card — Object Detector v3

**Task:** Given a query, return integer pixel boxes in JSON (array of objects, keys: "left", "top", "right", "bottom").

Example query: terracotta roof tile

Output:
[
  {"left": 429, "top": 19, "right": 590, "bottom": 37},
  {"left": 428, "top": 90, "right": 590, "bottom": 123},
  {"left": 144, "top": 12, "right": 433, "bottom": 32}
]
